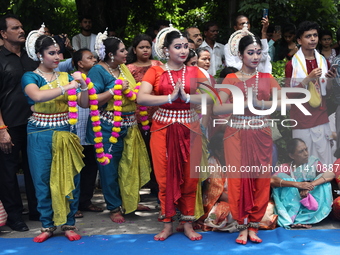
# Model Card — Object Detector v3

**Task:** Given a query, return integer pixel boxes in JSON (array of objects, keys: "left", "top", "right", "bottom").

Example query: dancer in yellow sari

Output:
[
  {"left": 22, "top": 28, "right": 88, "bottom": 243},
  {"left": 86, "top": 31, "right": 151, "bottom": 223}
]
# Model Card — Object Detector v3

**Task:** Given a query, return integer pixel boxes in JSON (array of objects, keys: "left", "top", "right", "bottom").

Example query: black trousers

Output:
[
  {"left": 0, "top": 124, "right": 39, "bottom": 223},
  {"left": 78, "top": 145, "right": 98, "bottom": 209}
]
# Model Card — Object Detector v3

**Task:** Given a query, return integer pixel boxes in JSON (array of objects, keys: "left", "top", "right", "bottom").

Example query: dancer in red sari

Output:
[
  {"left": 138, "top": 26, "right": 211, "bottom": 241},
  {"left": 214, "top": 34, "right": 281, "bottom": 244}
]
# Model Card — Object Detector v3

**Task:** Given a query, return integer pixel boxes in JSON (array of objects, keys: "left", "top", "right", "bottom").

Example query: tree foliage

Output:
[
  {"left": 1, "top": 0, "right": 339, "bottom": 163},
  {"left": 239, "top": 0, "right": 340, "bottom": 33},
  {"left": 1, "top": 0, "right": 78, "bottom": 36},
  {"left": 1, "top": 0, "right": 340, "bottom": 46}
]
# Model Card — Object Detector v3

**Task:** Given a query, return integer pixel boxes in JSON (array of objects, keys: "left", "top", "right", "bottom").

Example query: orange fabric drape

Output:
[
  {"left": 224, "top": 128, "right": 271, "bottom": 224},
  {"left": 150, "top": 124, "right": 202, "bottom": 220}
]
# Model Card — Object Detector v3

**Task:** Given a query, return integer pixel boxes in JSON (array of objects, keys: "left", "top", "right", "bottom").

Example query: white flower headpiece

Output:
[
  {"left": 25, "top": 23, "right": 46, "bottom": 61},
  {"left": 154, "top": 24, "right": 182, "bottom": 59},
  {"left": 228, "top": 23, "right": 256, "bottom": 56},
  {"left": 95, "top": 28, "right": 108, "bottom": 61}
]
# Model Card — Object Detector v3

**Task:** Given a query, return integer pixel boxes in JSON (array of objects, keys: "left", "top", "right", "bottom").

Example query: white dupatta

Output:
[{"left": 290, "top": 48, "right": 328, "bottom": 96}]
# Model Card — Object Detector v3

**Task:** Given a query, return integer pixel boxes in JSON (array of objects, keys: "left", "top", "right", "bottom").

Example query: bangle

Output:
[
  {"left": 185, "top": 94, "right": 190, "bottom": 103},
  {"left": 261, "top": 99, "right": 265, "bottom": 110},
  {"left": 109, "top": 88, "right": 114, "bottom": 96},
  {"left": 0, "top": 125, "right": 8, "bottom": 130},
  {"left": 168, "top": 94, "right": 172, "bottom": 104},
  {"left": 80, "top": 87, "right": 88, "bottom": 92},
  {"left": 60, "top": 86, "right": 65, "bottom": 95},
  {"left": 280, "top": 179, "right": 284, "bottom": 187}
]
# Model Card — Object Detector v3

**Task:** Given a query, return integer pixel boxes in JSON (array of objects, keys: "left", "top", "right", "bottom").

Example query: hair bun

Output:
[
  {"left": 154, "top": 24, "right": 180, "bottom": 59},
  {"left": 95, "top": 28, "right": 108, "bottom": 61},
  {"left": 25, "top": 23, "right": 46, "bottom": 61},
  {"left": 228, "top": 24, "right": 255, "bottom": 56}
]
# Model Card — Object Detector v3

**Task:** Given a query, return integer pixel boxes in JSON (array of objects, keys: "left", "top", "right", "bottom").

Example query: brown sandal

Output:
[
  {"left": 75, "top": 210, "right": 83, "bottom": 218},
  {"left": 80, "top": 204, "right": 104, "bottom": 212}
]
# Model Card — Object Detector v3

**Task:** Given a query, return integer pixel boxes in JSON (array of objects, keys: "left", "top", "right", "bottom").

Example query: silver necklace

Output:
[
  {"left": 104, "top": 62, "right": 126, "bottom": 80},
  {"left": 165, "top": 63, "right": 186, "bottom": 89},
  {"left": 239, "top": 69, "right": 257, "bottom": 76},
  {"left": 36, "top": 69, "right": 60, "bottom": 90},
  {"left": 37, "top": 68, "right": 54, "bottom": 75},
  {"left": 242, "top": 71, "right": 259, "bottom": 98}
]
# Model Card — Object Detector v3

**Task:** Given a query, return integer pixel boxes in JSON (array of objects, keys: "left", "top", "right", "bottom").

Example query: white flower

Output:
[
  {"left": 25, "top": 23, "right": 46, "bottom": 61},
  {"left": 95, "top": 29, "right": 108, "bottom": 61}
]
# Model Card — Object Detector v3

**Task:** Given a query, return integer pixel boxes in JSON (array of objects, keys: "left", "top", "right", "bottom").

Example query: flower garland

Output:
[
  {"left": 68, "top": 88, "right": 78, "bottom": 125},
  {"left": 109, "top": 80, "right": 150, "bottom": 143},
  {"left": 134, "top": 84, "right": 150, "bottom": 131},
  {"left": 37, "top": 68, "right": 78, "bottom": 126},
  {"left": 82, "top": 73, "right": 112, "bottom": 165},
  {"left": 79, "top": 73, "right": 150, "bottom": 165},
  {"left": 109, "top": 79, "right": 123, "bottom": 144}
]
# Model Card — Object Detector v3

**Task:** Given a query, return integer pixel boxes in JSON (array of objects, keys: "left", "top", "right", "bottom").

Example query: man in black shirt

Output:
[{"left": 0, "top": 14, "right": 39, "bottom": 231}]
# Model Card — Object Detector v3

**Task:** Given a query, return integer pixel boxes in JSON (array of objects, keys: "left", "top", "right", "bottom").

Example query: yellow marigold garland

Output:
[{"left": 82, "top": 73, "right": 112, "bottom": 165}]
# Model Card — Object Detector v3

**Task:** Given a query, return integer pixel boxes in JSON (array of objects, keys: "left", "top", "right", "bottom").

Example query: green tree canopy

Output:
[{"left": 1, "top": 0, "right": 340, "bottom": 46}]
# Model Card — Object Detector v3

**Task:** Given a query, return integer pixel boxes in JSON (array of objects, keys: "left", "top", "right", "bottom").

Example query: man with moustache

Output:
[
  {"left": 72, "top": 15, "right": 97, "bottom": 55},
  {"left": 0, "top": 14, "right": 39, "bottom": 231},
  {"left": 224, "top": 14, "right": 272, "bottom": 73},
  {"left": 199, "top": 21, "right": 225, "bottom": 76},
  {"left": 184, "top": 27, "right": 203, "bottom": 50}
]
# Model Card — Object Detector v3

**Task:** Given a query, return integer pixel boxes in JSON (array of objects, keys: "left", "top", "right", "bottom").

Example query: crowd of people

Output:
[{"left": 1, "top": 12, "right": 340, "bottom": 246}]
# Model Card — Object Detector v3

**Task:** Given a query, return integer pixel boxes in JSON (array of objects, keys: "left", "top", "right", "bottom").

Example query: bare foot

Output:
[
  {"left": 65, "top": 230, "right": 81, "bottom": 241},
  {"left": 137, "top": 204, "right": 151, "bottom": 211},
  {"left": 110, "top": 211, "right": 125, "bottom": 223},
  {"left": 248, "top": 228, "right": 262, "bottom": 243},
  {"left": 33, "top": 232, "right": 53, "bottom": 243},
  {"left": 176, "top": 222, "right": 200, "bottom": 232},
  {"left": 291, "top": 223, "right": 312, "bottom": 228},
  {"left": 183, "top": 222, "right": 202, "bottom": 241},
  {"left": 236, "top": 229, "right": 248, "bottom": 245},
  {"left": 154, "top": 223, "right": 173, "bottom": 241}
]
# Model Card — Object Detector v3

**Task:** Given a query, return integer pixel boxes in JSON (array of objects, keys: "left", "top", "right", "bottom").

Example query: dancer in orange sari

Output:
[
  {"left": 138, "top": 26, "right": 211, "bottom": 241},
  {"left": 214, "top": 34, "right": 281, "bottom": 244}
]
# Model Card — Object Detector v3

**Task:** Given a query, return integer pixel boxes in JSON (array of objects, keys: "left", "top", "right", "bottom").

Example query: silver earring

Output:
[
  {"left": 165, "top": 49, "right": 169, "bottom": 60},
  {"left": 111, "top": 55, "right": 114, "bottom": 62},
  {"left": 39, "top": 56, "right": 43, "bottom": 63}
]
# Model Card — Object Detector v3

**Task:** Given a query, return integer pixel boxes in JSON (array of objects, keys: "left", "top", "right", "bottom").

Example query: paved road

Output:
[{"left": 1, "top": 188, "right": 340, "bottom": 240}]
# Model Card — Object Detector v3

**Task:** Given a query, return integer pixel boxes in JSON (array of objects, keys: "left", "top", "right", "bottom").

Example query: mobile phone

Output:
[
  {"left": 331, "top": 64, "right": 338, "bottom": 72},
  {"left": 262, "top": 9, "right": 268, "bottom": 19},
  {"left": 275, "top": 25, "right": 281, "bottom": 33}
]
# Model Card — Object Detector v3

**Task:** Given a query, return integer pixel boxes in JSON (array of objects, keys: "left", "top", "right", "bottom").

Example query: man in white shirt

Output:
[
  {"left": 72, "top": 15, "right": 97, "bottom": 55},
  {"left": 199, "top": 21, "right": 225, "bottom": 76},
  {"left": 184, "top": 27, "right": 203, "bottom": 50},
  {"left": 224, "top": 15, "right": 272, "bottom": 73}
]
